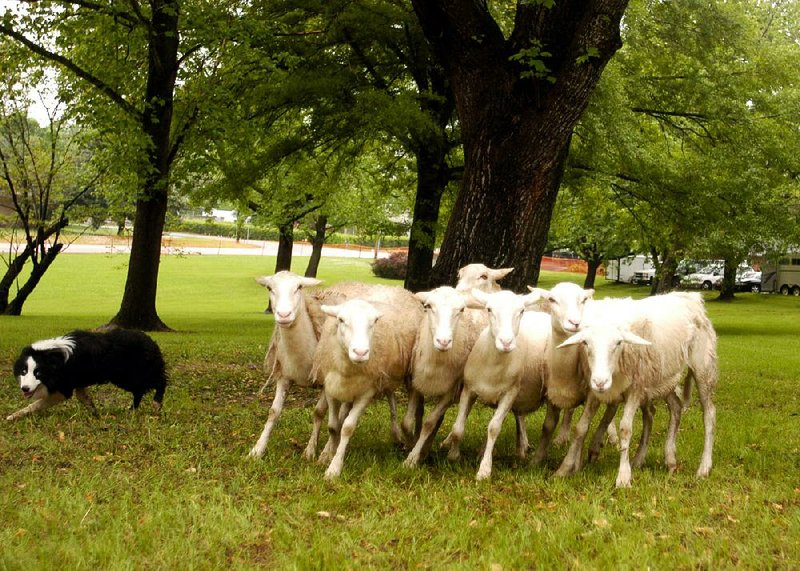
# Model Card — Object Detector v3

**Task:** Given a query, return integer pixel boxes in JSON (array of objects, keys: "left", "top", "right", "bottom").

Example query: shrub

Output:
[{"left": 371, "top": 251, "right": 408, "bottom": 280}]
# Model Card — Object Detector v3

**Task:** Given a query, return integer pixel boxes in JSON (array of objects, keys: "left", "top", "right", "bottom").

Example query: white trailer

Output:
[
  {"left": 761, "top": 255, "right": 800, "bottom": 296},
  {"left": 605, "top": 255, "right": 655, "bottom": 284}
]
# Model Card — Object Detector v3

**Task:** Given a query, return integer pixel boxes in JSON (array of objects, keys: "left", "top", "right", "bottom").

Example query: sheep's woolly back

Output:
[
  {"left": 580, "top": 293, "right": 716, "bottom": 403},
  {"left": 311, "top": 292, "right": 423, "bottom": 395}
]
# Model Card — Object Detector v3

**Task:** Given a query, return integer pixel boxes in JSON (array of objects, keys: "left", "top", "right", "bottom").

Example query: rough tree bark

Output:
[
  {"left": 109, "top": 0, "right": 179, "bottom": 331},
  {"left": 411, "top": 0, "right": 629, "bottom": 291},
  {"left": 649, "top": 248, "right": 678, "bottom": 294},
  {"left": 717, "top": 258, "right": 737, "bottom": 301}
]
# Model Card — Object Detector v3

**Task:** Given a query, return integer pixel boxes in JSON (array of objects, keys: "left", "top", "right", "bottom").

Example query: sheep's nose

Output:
[
  {"left": 593, "top": 378, "right": 610, "bottom": 392},
  {"left": 435, "top": 337, "right": 452, "bottom": 349},
  {"left": 568, "top": 319, "right": 580, "bottom": 328},
  {"left": 352, "top": 348, "right": 369, "bottom": 359},
  {"left": 499, "top": 338, "right": 514, "bottom": 351},
  {"left": 276, "top": 310, "right": 292, "bottom": 319}
]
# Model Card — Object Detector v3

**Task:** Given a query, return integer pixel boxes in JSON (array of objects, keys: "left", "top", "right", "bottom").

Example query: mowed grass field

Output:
[{"left": 1, "top": 253, "right": 798, "bottom": 569}]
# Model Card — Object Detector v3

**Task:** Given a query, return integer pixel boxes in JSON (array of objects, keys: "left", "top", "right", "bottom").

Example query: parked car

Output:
[
  {"left": 681, "top": 265, "right": 724, "bottom": 290},
  {"left": 736, "top": 270, "right": 762, "bottom": 293},
  {"left": 631, "top": 268, "right": 656, "bottom": 285}
]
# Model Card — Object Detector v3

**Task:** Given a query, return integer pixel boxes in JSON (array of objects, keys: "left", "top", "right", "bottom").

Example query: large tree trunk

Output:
[
  {"left": 412, "top": 0, "right": 628, "bottom": 291},
  {"left": 650, "top": 249, "right": 678, "bottom": 295},
  {"left": 275, "top": 222, "right": 294, "bottom": 272},
  {"left": 405, "top": 147, "right": 450, "bottom": 292},
  {"left": 304, "top": 214, "right": 327, "bottom": 278},
  {"left": 109, "top": 0, "right": 179, "bottom": 331}
]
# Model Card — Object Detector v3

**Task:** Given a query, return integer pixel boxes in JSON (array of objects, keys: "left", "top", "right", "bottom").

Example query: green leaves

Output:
[{"left": 509, "top": 40, "right": 555, "bottom": 82}]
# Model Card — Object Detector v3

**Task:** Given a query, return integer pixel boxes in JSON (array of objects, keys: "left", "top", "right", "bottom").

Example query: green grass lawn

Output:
[{"left": 1, "top": 254, "right": 798, "bottom": 569}]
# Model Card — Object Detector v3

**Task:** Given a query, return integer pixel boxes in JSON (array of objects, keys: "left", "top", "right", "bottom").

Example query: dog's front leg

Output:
[
  {"left": 6, "top": 391, "right": 66, "bottom": 421},
  {"left": 75, "top": 388, "right": 99, "bottom": 416}
]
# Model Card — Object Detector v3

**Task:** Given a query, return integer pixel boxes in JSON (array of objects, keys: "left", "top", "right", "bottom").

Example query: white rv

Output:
[
  {"left": 605, "top": 255, "right": 655, "bottom": 284},
  {"left": 761, "top": 255, "right": 800, "bottom": 296}
]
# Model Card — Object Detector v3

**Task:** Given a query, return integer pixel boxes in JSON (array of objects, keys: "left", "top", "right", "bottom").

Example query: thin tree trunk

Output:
[
  {"left": 109, "top": 0, "right": 178, "bottom": 332},
  {"left": 651, "top": 250, "right": 678, "bottom": 295},
  {"left": 405, "top": 148, "right": 449, "bottom": 292},
  {"left": 717, "top": 258, "right": 737, "bottom": 301},
  {"left": 305, "top": 214, "right": 327, "bottom": 278},
  {"left": 3, "top": 244, "right": 63, "bottom": 315},
  {"left": 275, "top": 222, "right": 294, "bottom": 272},
  {"left": 584, "top": 257, "right": 602, "bottom": 289}
]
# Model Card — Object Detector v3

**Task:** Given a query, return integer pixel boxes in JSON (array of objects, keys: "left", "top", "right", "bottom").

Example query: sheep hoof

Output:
[
  {"left": 302, "top": 447, "right": 316, "bottom": 461},
  {"left": 587, "top": 450, "right": 600, "bottom": 464},
  {"left": 446, "top": 447, "right": 461, "bottom": 462},
  {"left": 402, "top": 456, "right": 419, "bottom": 469},
  {"left": 248, "top": 447, "right": 264, "bottom": 459},
  {"left": 476, "top": 469, "right": 491, "bottom": 481},
  {"left": 323, "top": 469, "right": 340, "bottom": 480}
]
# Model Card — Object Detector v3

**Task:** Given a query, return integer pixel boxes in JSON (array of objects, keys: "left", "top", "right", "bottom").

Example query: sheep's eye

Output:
[
  {"left": 266, "top": 286, "right": 272, "bottom": 292},
  {"left": 297, "top": 285, "right": 303, "bottom": 291},
  {"left": 423, "top": 303, "right": 431, "bottom": 310},
  {"left": 480, "top": 274, "right": 488, "bottom": 280},
  {"left": 487, "top": 308, "right": 492, "bottom": 313},
  {"left": 459, "top": 307, "right": 465, "bottom": 313},
  {"left": 548, "top": 297, "right": 557, "bottom": 304},
  {"left": 338, "top": 317, "right": 345, "bottom": 324},
  {"left": 518, "top": 309, "right": 525, "bottom": 316}
]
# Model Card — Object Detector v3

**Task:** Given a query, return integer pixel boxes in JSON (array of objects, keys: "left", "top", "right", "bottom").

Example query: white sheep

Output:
[
  {"left": 455, "top": 263, "right": 513, "bottom": 293},
  {"left": 555, "top": 293, "right": 717, "bottom": 487},
  {"left": 249, "top": 275, "right": 412, "bottom": 460},
  {"left": 314, "top": 295, "right": 422, "bottom": 479},
  {"left": 440, "top": 288, "right": 550, "bottom": 480},
  {"left": 401, "top": 287, "right": 487, "bottom": 467}
]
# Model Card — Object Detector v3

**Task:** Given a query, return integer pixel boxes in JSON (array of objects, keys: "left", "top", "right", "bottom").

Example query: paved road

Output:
[{"left": 1, "top": 233, "right": 391, "bottom": 259}]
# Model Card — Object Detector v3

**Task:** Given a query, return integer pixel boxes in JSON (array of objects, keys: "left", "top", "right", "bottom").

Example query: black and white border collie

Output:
[{"left": 8, "top": 329, "right": 168, "bottom": 421}]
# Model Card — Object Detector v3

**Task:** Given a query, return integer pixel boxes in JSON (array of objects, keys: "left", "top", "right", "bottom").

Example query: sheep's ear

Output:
[
  {"left": 470, "top": 288, "right": 489, "bottom": 307},
  {"left": 321, "top": 304, "right": 340, "bottom": 318},
  {"left": 523, "top": 289, "right": 542, "bottom": 308},
  {"left": 585, "top": 289, "right": 595, "bottom": 300},
  {"left": 489, "top": 267, "right": 514, "bottom": 281},
  {"left": 621, "top": 330, "right": 651, "bottom": 346},
  {"left": 299, "top": 277, "right": 322, "bottom": 288},
  {"left": 414, "top": 291, "right": 430, "bottom": 304},
  {"left": 526, "top": 286, "right": 548, "bottom": 300},
  {"left": 255, "top": 276, "right": 272, "bottom": 288},
  {"left": 557, "top": 331, "right": 585, "bottom": 348}
]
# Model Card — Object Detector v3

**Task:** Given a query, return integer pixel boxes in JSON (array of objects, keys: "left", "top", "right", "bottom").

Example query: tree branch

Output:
[{"left": 0, "top": 24, "right": 142, "bottom": 121}]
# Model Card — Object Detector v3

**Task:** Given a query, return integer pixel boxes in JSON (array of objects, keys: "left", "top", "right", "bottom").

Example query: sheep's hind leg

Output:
[
  {"left": 555, "top": 395, "right": 600, "bottom": 477},
  {"left": 440, "top": 388, "right": 477, "bottom": 461},
  {"left": 476, "top": 389, "right": 518, "bottom": 481},
  {"left": 324, "top": 391, "right": 375, "bottom": 480},
  {"left": 386, "top": 392, "right": 404, "bottom": 446},
  {"left": 249, "top": 378, "right": 290, "bottom": 458},
  {"left": 552, "top": 407, "right": 573, "bottom": 447},
  {"left": 400, "top": 389, "right": 425, "bottom": 446},
  {"left": 404, "top": 389, "right": 454, "bottom": 468},
  {"left": 303, "top": 388, "right": 328, "bottom": 461},
  {"left": 587, "top": 403, "right": 619, "bottom": 464},
  {"left": 631, "top": 403, "right": 656, "bottom": 469},
  {"left": 532, "top": 403, "right": 560, "bottom": 465},
  {"left": 514, "top": 412, "right": 529, "bottom": 459}
]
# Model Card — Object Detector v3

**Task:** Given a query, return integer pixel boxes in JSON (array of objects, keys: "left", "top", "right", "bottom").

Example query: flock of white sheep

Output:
[{"left": 248, "top": 264, "right": 718, "bottom": 488}]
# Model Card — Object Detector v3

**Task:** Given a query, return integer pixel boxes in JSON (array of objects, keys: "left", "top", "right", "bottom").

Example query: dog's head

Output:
[{"left": 13, "top": 336, "right": 75, "bottom": 398}]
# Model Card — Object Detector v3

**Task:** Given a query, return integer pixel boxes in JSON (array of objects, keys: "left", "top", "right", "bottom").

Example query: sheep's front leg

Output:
[
  {"left": 663, "top": 392, "right": 683, "bottom": 474},
  {"left": 324, "top": 391, "right": 375, "bottom": 480},
  {"left": 386, "top": 392, "right": 403, "bottom": 446},
  {"left": 587, "top": 403, "right": 619, "bottom": 464},
  {"left": 401, "top": 390, "right": 423, "bottom": 447},
  {"left": 555, "top": 395, "right": 600, "bottom": 477},
  {"left": 6, "top": 391, "right": 66, "bottom": 421},
  {"left": 303, "top": 389, "right": 329, "bottom": 461},
  {"left": 532, "top": 403, "right": 560, "bottom": 465},
  {"left": 552, "top": 406, "right": 574, "bottom": 447},
  {"left": 615, "top": 395, "right": 641, "bottom": 488},
  {"left": 318, "top": 396, "right": 342, "bottom": 466},
  {"left": 514, "top": 412, "right": 529, "bottom": 459},
  {"left": 249, "top": 378, "right": 290, "bottom": 458},
  {"left": 403, "top": 388, "right": 454, "bottom": 468},
  {"left": 631, "top": 403, "right": 656, "bottom": 469},
  {"left": 476, "top": 388, "right": 518, "bottom": 481},
  {"left": 440, "top": 388, "right": 477, "bottom": 461},
  {"left": 75, "top": 387, "right": 99, "bottom": 417}
]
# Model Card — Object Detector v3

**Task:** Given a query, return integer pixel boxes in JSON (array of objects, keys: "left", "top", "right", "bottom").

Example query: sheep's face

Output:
[
  {"left": 257, "top": 271, "right": 321, "bottom": 326},
  {"left": 416, "top": 287, "right": 467, "bottom": 352},
  {"left": 472, "top": 289, "right": 540, "bottom": 353},
  {"left": 558, "top": 325, "right": 650, "bottom": 393},
  {"left": 455, "top": 264, "right": 514, "bottom": 293},
  {"left": 322, "top": 300, "right": 382, "bottom": 364},
  {"left": 531, "top": 282, "right": 593, "bottom": 334}
]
